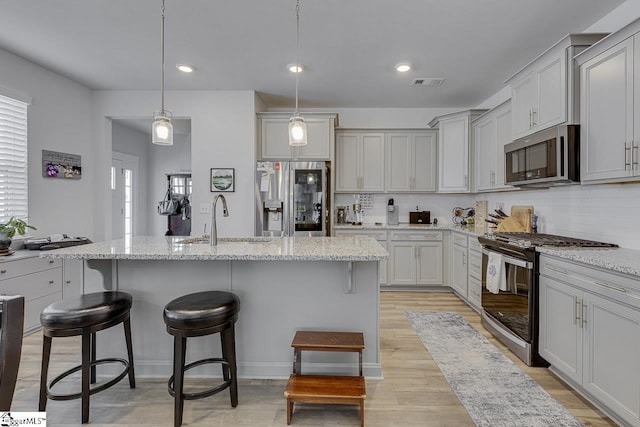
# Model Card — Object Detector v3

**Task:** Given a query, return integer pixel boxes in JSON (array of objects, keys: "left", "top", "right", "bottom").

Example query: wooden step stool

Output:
[{"left": 284, "top": 331, "right": 366, "bottom": 426}]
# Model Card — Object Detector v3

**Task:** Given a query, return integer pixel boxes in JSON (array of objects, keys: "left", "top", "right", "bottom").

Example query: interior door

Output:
[{"left": 111, "top": 152, "right": 139, "bottom": 239}]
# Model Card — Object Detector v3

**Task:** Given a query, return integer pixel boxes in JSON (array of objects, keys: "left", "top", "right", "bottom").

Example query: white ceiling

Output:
[{"left": 0, "top": 0, "right": 625, "bottom": 109}]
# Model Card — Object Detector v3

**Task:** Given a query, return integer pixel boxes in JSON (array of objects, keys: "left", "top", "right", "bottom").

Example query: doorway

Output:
[{"left": 112, "top": 152, "right": 139, "bottom": 240}]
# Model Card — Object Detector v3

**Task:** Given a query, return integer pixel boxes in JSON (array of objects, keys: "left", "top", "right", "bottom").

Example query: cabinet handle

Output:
[
  {"left": 464, "top": 174, "right": 468, "bottom": 187},
  {"left": 546, "top": 265, "right": 568, "bottom": 275},
  {"left": 529, "top": 109, "right": 532, "bottom": 128},
  {"left": 48, "top": 280, "right": 55, "bottom": 284},
  {"left": 0, "top": 269, "right": 6, "bottom": 274},
  {"left": 574, "top": 297, "right": 580, "bottom": 325},
  {"left": 582, "top": 303, "right": 587, "bottom": 328},
  {"left": 65, "top": 280, "right": 71, "bottom": 284},
  {"left": 531, "top": 108, "right": 537, "bottom": 126},
  {"left": 625, "top": 143, "right": 631, "bottom": 170},
  {"left": 462, "top": 253, "right": 466, "bottom": 266},
  {"left": 633, "top": 145, "right": 639, "bottom": 169},
  {"left": 49, "top": 260, "right": 54, "bottom": 264},
  {"left": 593, "top": 280, "right": 627, "bottom": 294}
]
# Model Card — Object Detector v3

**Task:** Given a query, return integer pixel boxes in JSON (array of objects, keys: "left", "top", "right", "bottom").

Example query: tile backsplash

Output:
[{"left": 335, "top": 181, "right": 640, "bottom": 250}]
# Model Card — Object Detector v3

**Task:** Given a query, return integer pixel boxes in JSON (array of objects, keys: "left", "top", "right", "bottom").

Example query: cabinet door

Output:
[
  {"left": 536, "top": 52, "right": 567, "bottom": 131},
  {"left": 361, "top": 134, "right": 385, "bottom": 192},
  {"left": 412, "top": 133, "right": 437, "bottom": 192},
  {"left": 416, "top": 241, "right": 443, "bottom": 286},
  {"left": 511, "top": 74, "right": 536, "bottom": 139},
  {"left": 298, "top": 118, "right": 332, "bottom": 159},
  {"left": 583, "top": 293, "right": 640, "bottom": 425},
  {"left": 63, "top": 259, "right": 83, "bottom": 300},
  {"left": 260, "top": 117, "right": 332, "bottom": 160},
  {"left": 336, "top": 134, "right": 361, "bottom": 192},
  {"left": 450, "top": 244, "right": 468, "bottom": 297},
  {"left": 388, "top": 242, "right": 417, "bottom": 285},
  {"left": 494, "top": 104, "right": 511, "bottom": 189},
  {"left": 539, "top": 276, "right": 582, "bottom": 384},
  {"left": 260, "top": 119, "right": 292, "bottom": 159},
  {"left": 474, "top": 115, "right": 496, "bottom": 191},
  {"left": 438, "top": 116, "right": 470, "bottom": 192},
  {"left": 385, "top": 134, "right": 412, "bottom": 191},
  {"left": 379, "top": 240, "right": 388, "bottom": 285},
  {"left": 581, "top": 37, "right": 634, "bottom": 183}
]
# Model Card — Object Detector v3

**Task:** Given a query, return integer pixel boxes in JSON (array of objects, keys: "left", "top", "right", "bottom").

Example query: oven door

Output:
[{"left": 481, "top": 248, "right": 534, "bottom": 343}]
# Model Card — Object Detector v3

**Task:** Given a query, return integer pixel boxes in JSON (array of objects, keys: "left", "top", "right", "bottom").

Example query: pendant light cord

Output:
[
  {"left": 160, "top": 0, "right": 166, "bottom": 114},
  {"left": 294, "top": 0, "right": 300, "bottom": 115}
]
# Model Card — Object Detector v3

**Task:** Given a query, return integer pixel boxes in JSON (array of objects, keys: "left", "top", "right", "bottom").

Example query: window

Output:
[{"left": 0, "top": 94, "right": 28, "bottom": 222}]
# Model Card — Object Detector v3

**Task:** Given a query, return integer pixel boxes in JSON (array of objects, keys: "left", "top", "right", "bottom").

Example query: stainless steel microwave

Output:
[{"left": 504, "top": 124, "right": 579, "bottom": 187}]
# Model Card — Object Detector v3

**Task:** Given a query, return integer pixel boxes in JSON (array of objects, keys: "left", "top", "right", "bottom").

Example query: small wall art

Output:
[
  {"left": 42, "top": 150, "right": 82, "bottom": 180},
  {"left": 210, "top": 168, "right": 235, "bottom": 192}
]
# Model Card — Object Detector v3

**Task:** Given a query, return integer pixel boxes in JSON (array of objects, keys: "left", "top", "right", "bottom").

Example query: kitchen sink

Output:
[{"left": 176, "top": 236, "right": 272, "bottom": 244}]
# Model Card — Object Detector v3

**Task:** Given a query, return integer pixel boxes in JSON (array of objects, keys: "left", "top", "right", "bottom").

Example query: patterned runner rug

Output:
[{"left": 406, "top": 311, "right": 584, "bottom": 427}]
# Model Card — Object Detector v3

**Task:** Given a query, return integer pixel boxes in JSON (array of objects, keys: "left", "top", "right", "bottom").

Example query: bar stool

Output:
[
  {"left": 163, "top": 290, "right": 240, "bottom": 427},
  {"left": 39, "top": 291, "right": 135, "bottom": 424}
]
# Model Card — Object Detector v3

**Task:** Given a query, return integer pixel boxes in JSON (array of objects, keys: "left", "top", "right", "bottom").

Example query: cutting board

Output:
[{"left": 510, "top": 205, "right": 533, "bottom": 232}]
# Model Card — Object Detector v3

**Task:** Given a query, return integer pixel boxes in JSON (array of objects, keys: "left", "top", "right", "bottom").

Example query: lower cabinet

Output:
[
  {"left": 450, "top": 233, "right": 468, "bottom": 298},
  {"left": 388, "top": 231, "right": 443, "bottom": 287},
  {"left": 539, "top": 255, "right": 640, "bottom": 426},
  {"left": 467, "top": 237, "right": 482, "bottom": 310},
  {"left": 334, "top": 229, "right": 387, "bottom": 285},
  {"left": 63, "top": 259, "right": 84, "bottom": 300},
  {"left": 0, "top": 255, "right": 63, "bottom": 335}
]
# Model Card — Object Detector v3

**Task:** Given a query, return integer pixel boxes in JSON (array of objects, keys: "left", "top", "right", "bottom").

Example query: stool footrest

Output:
[
  {"left": 168, "top": 357, "right": 232, "bottom": 401},
  {"left": 47, "top": 358, "right": 131, "bottom": 401}
]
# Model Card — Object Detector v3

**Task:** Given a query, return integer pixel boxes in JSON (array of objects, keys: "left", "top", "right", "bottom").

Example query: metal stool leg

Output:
[
  {"left": 38, "top": 335, "right": 52, "bottom": 411},
  {"left": 90, "top": 332, "right": 97, "bottom": 384},
  {"left": 124, "top": 318, "right": 136, "bottom": 388},
  {"left": 221, "top": 324, "right": 238, "bottom": 408}
]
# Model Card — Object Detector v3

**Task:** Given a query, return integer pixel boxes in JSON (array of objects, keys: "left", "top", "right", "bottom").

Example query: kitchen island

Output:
[{"left": 40, "top": 236, "right": 387, "bottom": 379}]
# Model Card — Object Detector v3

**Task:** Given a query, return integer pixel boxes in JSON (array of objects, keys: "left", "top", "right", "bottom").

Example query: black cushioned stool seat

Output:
[
  {"left": 163, "top": 291, "right": 240, "bottom": 427},
  {"left": 39, "top": 291, "right": 135, "bottom": 424}
]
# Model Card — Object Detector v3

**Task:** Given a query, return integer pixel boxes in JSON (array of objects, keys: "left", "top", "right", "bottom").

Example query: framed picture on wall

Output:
[{"left": 210, "top": 168, "right": 235, "bottom": 192}]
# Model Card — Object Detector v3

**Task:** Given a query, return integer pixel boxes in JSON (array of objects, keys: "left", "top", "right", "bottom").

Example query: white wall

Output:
[
  {"left": 0, "top": 48, "right": 95, "bottom": 239},
  {"left": 92, "top": 90, "right": 257, "bottom": 241}
]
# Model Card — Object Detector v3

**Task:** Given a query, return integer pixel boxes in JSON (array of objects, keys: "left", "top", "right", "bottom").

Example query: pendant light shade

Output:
[
  {"left": 289, "top": 0, "right": 307, "bottom": 146},
  {"left": 152, "top": 0, "right": 173, "bottom": 146}
]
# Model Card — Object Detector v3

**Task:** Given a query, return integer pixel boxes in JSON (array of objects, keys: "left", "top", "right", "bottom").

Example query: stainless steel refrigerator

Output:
[{"left": 255, "top": 161, "right": 330, "bottom": 237}]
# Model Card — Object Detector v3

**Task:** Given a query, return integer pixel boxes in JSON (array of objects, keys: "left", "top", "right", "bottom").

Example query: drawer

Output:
[
  {"left": 452, "top": 233, "right": 468, "bottom": 247},
  {"left": 468, "top": 237, "right": 482, "bottom": 252},
  {"left": 334, "top": 230, "right": 387, "bottom": 241},
  {"left": 23, "top": 292, "right": 62, "bottom": 334},
  {"left": 468, "top": 251, "right": 482, "bottom": 279},
  {"left": 540, "top": 255, "right": 640, "bottom": 308},
  {"left": 0, "top": 268, "right": 63, "bottom": 301},
  {"left": 468, "top": 276, "right": 482, "bottom": 306},
  {"left": 390, "top": 231, "right": 442, "bottom": 241},
  {"left": 0, "top": 257, "right": 61, "bottom": 280}
]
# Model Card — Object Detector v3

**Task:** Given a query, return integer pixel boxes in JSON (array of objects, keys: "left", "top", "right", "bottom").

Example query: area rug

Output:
[{"left": 405, "top": 311, "right": 584, "bottom": 427}]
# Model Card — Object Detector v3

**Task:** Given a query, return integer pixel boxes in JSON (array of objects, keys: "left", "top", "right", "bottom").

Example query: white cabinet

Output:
[
  {"left": 0, "top": 254, "right": 62, "bottom": 335},
  {"left": 429, "top": 110, "right": 486, "bottom": 193},
  {"left": 467, "top": 237, "right": 482, "bottom": 310},
  {"left": 335, "top": 131, "right": 385, "bottom": 192},
  {"left": 257, "top": 113, "right": 337, "bottom": 161},
  {"left": 578, "top": 35, "right": 639, "bottom": 183},
  {"left": 388, "top": 230, "right": 442, "bottom": 287},
  {"left": 507, "top": 33, "right": 607, "bottom": 140},
  {"left": 385, "top": 131, "right": 437, "bottom": 192},
  {"left": 334, "top": 229, "right": 387, "bottom": 285},
  {"left": 63, "top": 259, "right": 83, "bottom": 300},
  {"left": 473, "top": 100, "right": 513, "bottom": 192},
  {"left": 539, "top": 255, "right": 640, "bottom": 426},
  {"left": 450, "top": 232, "right": 468, "bottom": 298}
]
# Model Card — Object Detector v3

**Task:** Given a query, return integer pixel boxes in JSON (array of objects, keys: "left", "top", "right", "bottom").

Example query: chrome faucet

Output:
[{"left": 210, "top": 194, "right": 229, "bottom": 246}]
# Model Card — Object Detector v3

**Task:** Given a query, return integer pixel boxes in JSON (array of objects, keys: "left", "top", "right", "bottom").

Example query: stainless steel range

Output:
[{"left": 477, "top": 232, "right": 617, "bottom": 366}]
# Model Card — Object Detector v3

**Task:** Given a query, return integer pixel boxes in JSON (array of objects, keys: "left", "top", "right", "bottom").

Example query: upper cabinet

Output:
[
  {"left": 576, "top": 21, "right": 640, "bottom": 184},
  {"left": 335, "top": 131, "right": 385, "bottom": 192},
  {"left": 385, "top": 131, "right": 437, "bottom": 192},
  {"left": 473, "top": 100, "right": 514, "bottom": 192},
  {"left": 506, "top": 33, "right": 608, "bottom": 140},
  {"left": 429, "top": 110, "right": 486, "bottom": 193},
  {"left": 257, "top": 112, "right": 337, "bottom": 161}
]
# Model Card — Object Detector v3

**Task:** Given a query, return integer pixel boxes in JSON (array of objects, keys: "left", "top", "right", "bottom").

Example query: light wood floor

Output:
[{"left": 10, "top": 292, "right": 616, "bottom": 426}]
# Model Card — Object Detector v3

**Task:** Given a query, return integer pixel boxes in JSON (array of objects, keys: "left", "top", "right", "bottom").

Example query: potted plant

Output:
[{"left": 0, "top": 217, "right": 36, "bottom": 252}]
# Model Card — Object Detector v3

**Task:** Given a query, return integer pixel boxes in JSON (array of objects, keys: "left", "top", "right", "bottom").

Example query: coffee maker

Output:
[
  {"left": 352, "top": 195, "right": 363, "bottom": 225},
  {"left": 386, "top": 198, "right": 399, "bottom": 225}
]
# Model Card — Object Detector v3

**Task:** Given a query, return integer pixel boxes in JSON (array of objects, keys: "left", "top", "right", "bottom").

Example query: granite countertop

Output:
[
  {"left": 334, "top": 223, "right": 482, "bottom": 237},
  {"left": 537, "top": 247, "right": 640, "bottom": 278},
  {"left": 38, "top": 236, "right": 388, "bottom": 262}
]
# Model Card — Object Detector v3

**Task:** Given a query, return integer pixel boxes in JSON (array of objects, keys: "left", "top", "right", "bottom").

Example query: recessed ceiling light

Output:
[
  {"left": 288, "top": 64, "right": 304, "bottom": 73},
  {"left": 396, "top": 63, "right": 411, "bottom": 73},
  {"left": 176, "top": 64, "right": 196, "bottom": 73}
]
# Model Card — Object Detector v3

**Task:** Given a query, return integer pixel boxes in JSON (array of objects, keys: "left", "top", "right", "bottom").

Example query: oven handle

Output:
[{"left": 482, "top": 249, "right": 533, "bottom": 270}]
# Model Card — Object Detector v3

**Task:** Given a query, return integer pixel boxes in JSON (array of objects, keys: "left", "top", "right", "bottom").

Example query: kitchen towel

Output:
[{"left": 486, "top": 252, "right": 506, "bottom": 294}]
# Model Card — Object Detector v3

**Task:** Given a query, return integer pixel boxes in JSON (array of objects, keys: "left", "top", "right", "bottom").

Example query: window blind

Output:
[{"left": 0, "top": 94, "right": 28, "bottom": 223}]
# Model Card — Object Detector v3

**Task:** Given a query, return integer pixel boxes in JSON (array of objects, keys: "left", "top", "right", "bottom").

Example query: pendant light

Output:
[
  {"left": 288, "top": 0, "right": 307, "bottom": 146},
  {"left": 152, "top": 0, "right": 173, "bottom": 146}
]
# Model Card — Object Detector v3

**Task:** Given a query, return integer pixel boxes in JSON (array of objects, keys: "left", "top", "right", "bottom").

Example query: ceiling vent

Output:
[{"left": 411, "top": 78, "right": 445, "bottom": 87}]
